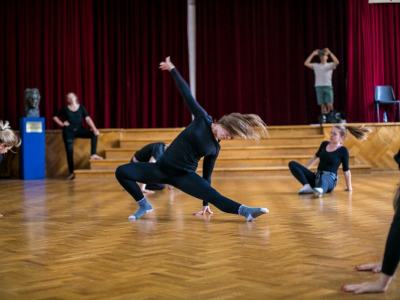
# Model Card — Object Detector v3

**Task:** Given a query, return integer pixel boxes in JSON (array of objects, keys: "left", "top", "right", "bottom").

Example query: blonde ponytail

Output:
[{"left": 334, "top": 125, "right": 372, "bottom": 140}]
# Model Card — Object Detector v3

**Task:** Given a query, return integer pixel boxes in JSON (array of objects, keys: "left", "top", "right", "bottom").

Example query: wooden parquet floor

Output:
[{"left": 0, "top": 172, "right": 399, "bottom": 299}]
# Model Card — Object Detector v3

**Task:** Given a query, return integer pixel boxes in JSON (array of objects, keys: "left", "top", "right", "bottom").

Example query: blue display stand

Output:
[{"left": 20, "top": 117, "right": 46, "bottom": 179}]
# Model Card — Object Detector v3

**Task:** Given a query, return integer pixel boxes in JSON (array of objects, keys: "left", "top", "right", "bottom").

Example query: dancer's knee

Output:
[
  {"left": 115, "top": 165, "right": 126, "bottom": 181},
  {"left": 288, "top": 160, "right": 297, "bottom": 170}
]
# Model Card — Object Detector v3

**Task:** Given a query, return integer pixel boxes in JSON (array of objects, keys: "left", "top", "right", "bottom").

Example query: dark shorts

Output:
[{"left": 315, "top": 86, "right": 334, "bottom": 105}]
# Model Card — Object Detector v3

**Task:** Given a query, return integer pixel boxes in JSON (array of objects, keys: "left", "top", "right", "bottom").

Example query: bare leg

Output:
[{"left": 326, "top": 102, "right": 334, "bottom": 113}]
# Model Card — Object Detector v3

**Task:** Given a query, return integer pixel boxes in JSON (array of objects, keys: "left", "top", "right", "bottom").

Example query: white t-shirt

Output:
[{"left": 311, "top": 62, "right": 336, "bottom": 87}]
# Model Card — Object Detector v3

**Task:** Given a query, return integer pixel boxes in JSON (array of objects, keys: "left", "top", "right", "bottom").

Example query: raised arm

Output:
[
  {"left": 324, "top": 48, "right": 339, "bottom": 66},
  {"left": 304, "top": 49, "right": 319, "bottom": 69},
  {"left": 159, "top": 56, "right": 207, "bottom": 118}
]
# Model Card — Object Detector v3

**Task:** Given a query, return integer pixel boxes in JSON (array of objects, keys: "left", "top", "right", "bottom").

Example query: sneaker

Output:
[
  {"left": 298, "top": 184, "right": 313, "bottom": 194},
  {"left": 313, "top": 187, "right": 323, "bottom": 197},
  {"left": 66, "top": 173, "right": 75, "bottom": 180}
]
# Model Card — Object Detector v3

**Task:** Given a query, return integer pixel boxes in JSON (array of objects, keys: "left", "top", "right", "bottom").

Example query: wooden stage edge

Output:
[{"left": 0, "top": 122, "right": 399, "bottom": 179}]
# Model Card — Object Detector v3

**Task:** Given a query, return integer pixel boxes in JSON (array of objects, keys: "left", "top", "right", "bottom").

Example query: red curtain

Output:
[
  {"left": 1, "top": 0, "right": 400, "bottom": 128},
  {"left": 0, "top": 0, "right": 189, "bottom": 129},
  {"left": 346, "top": 0, "right": 400, "bottom": 122},
  {"left": 195, "top": 0, "right": 347, "bottom": 125}
]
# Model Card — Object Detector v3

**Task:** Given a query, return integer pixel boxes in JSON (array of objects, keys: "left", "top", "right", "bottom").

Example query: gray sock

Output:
[
  {"left": 128, "top": 198, "right": 153, "bottom": 221},
  {"left": 238, "top": 205, "right": 269, "bottom": 222}
]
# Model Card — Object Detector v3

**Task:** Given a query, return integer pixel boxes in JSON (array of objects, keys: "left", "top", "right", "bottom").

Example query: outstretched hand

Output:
[
  {"left": 159, "top": 56, "right": 175, "bottom": 71},
  {"left": 193, "top": 206, "right": 214, "bottom": 216}
]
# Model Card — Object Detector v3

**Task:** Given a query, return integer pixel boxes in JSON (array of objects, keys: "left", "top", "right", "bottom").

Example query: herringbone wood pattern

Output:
[
  {"left": 0, "top": 173, "right": 399, "bottom": 299},
  {"left": 322, "top": 123, "right": 400, "bottom": 170}
]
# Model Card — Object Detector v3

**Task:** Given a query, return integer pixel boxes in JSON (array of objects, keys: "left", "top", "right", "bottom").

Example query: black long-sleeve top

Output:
[
  {"left": 157, "top": 68, "right": 220, "bottom": 205},
  {"left": 56, "top": 106, "right": 89, "bottom": 130},
  {"left": 134, "top": 142, "right": 166, "bottom": 162},
  {"left": 315, "top": 141, "right": 349, "bottom": 174},
  {"left": 381, "top": 207, "right": 400, "bottom": 276}
]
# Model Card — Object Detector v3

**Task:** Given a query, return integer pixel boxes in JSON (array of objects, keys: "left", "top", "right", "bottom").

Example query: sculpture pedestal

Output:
[{"left": 20, "top": 117, "right": 46, "bottom": 179}]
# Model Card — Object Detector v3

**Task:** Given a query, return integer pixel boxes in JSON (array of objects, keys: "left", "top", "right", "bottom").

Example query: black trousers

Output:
[
  {"left": 382, "top": 207, "right": 400, "bottom": 276},
  {"left": 115, "top": 162, "right": 241, "bottom": 214},
  {"left": 62, "top": 126, "right": 97, "bottom": 174}
]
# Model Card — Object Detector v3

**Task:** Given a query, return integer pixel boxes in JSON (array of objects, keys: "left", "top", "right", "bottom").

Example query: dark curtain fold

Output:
[
  {"left": 195, "top": 0, "right": 347, "bottom": 125},
  {"left": 346, "top": 0, "right": 400, "bottom": 122},
  {"left": 0, "top": 0, "right": 189, "bottom": 129}
]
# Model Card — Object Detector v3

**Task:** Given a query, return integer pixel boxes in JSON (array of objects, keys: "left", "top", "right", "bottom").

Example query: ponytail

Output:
[{"left": 334, "top": 125, "right": 372, "bottom": 140}]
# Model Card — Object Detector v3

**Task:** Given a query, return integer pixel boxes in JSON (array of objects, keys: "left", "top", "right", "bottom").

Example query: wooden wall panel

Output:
[{"left": 322, "top": 123, "right": 400, "bottom": 170}]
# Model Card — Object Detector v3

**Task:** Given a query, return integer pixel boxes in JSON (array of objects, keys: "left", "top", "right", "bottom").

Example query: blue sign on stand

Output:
[{"left": 20, "top": 117, "right": 46, "bottom": 179}]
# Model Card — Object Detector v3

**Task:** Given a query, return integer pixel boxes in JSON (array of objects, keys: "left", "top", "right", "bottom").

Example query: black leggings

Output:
[
  {"left": 288, "top": 161, "right": 336, "bottom": 193},
  {"left": 115, "top": 162, "right": 241, "bottom": 214},
  {"left": 63, "top": 127, "right": 97, "bottom": 174},
  {"left": 382, "top": 207, "right": 400, "bottom": 276}
]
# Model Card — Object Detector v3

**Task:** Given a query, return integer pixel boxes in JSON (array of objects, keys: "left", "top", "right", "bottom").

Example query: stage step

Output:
[
  {"left": 104, "top": 145, "right": 322, "bottom": 160},
  {"left": 119, "top": 125, "right": 323, "bottom": 140},
  {"left": 75, "top": 163, "right": 371, "bottom": 179},
  {"left": 119, "top": 135, "right": 325, "bottom": 148},
  {"left": 73, "top": 125, "right": 370, "bottom": 179},
  {"left": 90, "top": 155, "right": 357, "bottom": 170}
]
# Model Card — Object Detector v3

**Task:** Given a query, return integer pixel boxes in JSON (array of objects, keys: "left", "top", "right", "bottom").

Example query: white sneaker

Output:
[
  {"left": 298, "top": 184, "right": 313, "bottom": 194},
  {"left": 313, "top": 187, "right": 323, "bottom": 197}
]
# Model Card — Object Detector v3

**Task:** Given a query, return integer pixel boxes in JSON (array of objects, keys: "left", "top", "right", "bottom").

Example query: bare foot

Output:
[
  {"left": 90, "top": 154, "right": 104, "bottom": 160},
  {"left": 342, "top": 281, "right": 387, "bottom": 294}
]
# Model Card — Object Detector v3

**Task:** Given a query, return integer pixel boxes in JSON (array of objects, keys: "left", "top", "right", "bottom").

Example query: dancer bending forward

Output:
[{"left": 116, "top": 57, "right": 269, "bottom": 221}]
